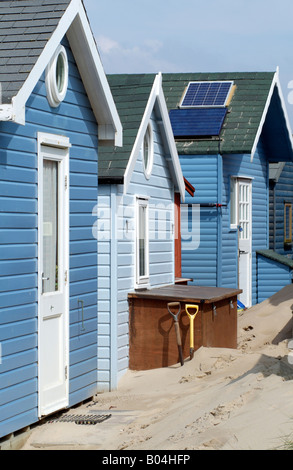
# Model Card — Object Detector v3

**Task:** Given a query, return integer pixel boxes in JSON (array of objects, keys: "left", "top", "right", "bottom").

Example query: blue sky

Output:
[{"left": 84, "top": 0, "right": 293, "bottom": 126}]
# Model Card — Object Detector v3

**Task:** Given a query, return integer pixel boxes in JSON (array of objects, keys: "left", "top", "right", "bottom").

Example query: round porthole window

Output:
[
  {"left": 46, "top": 45, "right": 68, "bottom": 108},
  {"left": 143, "top": 123, "right": 154, "bottom": 179}
]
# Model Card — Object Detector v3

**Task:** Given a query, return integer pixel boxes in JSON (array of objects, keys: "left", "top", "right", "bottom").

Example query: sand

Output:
[{"left": 21, "top": 284, "right": 293, "bottom": 451}]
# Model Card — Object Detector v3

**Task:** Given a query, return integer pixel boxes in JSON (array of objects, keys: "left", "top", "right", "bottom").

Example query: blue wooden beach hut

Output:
[
  {"left": 162, "top": 70, "right": 293, "bottom": 308},
  {"left": 97, "top": 73, "right": 185, "bottom": 391},
  {"left": 252, "top": 162, "right": 293, "bottom": 303},
  {"left": 269, "top": 162, "right": 293, "bottom": 256},
  {"left": 0, "top": 0, "right": 122, "bottom": 439}
]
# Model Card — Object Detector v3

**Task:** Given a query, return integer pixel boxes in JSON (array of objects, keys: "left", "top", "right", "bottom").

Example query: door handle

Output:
[
  {"left": 41, "top": 273, "right": 50, "bottom": 293},
  {"left": 239, "top": 250, "right": 247, "bottom": 255}
]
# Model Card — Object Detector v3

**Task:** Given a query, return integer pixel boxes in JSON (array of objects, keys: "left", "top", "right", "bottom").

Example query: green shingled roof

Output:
[
  {"left": 99, "top": 72, "right": 278, "bottom": 181},
  {"left": 162, "top": 72, "right": 276, "bottom": 155},
  {"left": 99, "top": 74, "right": 156, "bottom": 182}
]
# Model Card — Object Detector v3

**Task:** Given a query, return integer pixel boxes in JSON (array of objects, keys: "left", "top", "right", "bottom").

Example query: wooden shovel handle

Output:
[{"left": 174, "top": 321, "right": 182, "bottom": 347}]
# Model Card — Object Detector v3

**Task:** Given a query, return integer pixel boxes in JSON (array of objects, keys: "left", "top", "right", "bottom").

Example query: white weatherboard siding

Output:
[
  {"left": 96, "top": 186, "right": 112, "bottom": 391},
  {"left": 97, "top": 112, "right": 175, "bottom": 390}
]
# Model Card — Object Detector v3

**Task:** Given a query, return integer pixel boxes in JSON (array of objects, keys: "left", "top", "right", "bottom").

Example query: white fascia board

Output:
[
  {"left": 6, "top": 0, "right": 123, "bottom": 146},
  {"left": 123, "top": 73, "right": 185, "bottom": 201},
  {"left": 274, "top": 68, "right": 293, "bottom": 154},
  {"left": 251, "top": 67, "right": 293, "bottom": 162},
  {"left": 123, "top": 76, "right": 158, "bottom": 193},
  {"left": 250, "top": 70, "right": 277, "bottom": 162},
  {"left": 66, "top": 3, "right": 122, "bottom": 146},
  {"left": 155, "top": 73, "right": 185, "bottom": 202}
]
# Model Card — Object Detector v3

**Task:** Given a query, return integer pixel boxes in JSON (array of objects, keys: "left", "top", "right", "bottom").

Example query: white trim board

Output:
[
  {"left": 123, "top": 73, "right": 185, "bottom": 202},
  {"left": 0, "top": 0, "right": 122, "bottom": 147},
  {"left": 251, "top": 67, "right": 293, "bottom": 162}
]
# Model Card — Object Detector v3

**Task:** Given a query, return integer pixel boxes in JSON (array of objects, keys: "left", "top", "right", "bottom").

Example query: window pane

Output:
[
  {"left": 43, "top": 160, "right": 59, "bottom": 293},
  {"left": 230, "top": 178, "right": 236, "bottom": 225},
  {"left": 139, "top": 205, "right": 146, "bottom": 277},
  {"left": 143, "top": 132, "right": 149, "bottom": 170},
  {"left": 56, "top": 53, "right": 65, "bottom": 93}
]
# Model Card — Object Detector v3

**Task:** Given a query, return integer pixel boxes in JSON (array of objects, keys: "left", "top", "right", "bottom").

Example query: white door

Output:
[
  {"left": 237, "top": 179, "right": 252, "bottom": 307},
  {"left": 38, "top": 135, "right": 70, "bottom": 417}
]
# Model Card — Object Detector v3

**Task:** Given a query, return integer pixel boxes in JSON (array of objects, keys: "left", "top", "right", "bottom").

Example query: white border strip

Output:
[
  {"left": 251, "top": 67, "right": 293, "bottom": 162},
  {"left": 124, "top": 73, "right": 185, "bottom": 201}
]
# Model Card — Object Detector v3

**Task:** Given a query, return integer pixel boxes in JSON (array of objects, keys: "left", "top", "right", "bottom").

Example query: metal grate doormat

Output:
[{"left": 49, "top": 414, "right": 112, "bottom": 425}]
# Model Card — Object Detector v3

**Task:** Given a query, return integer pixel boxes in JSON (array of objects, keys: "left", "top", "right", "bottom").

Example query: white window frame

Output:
[
  {"left": 142, "top": 122, "right": 154, "bottom": 180},
  {"left": 230, "top": 176, "right": 254, "bottom": 230},
  {"left": 135, "top": 196, "right": 150, "bottom": 289},
  {"left": 230, "top": 176, "right": 238, "bottom": 229},
  {"left": 45, "top": 44, "right": 69, "bottom": 108}
]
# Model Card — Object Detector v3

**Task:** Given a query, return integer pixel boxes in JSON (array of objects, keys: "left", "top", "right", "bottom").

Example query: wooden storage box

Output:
[{"left": 128, "top": 285, "right": 241, "bottom": 370}]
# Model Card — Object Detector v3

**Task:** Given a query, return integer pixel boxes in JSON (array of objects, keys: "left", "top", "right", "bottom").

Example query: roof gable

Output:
[
  {"left": 0, "top": 0, "right": 122, "bottom": 146},
  {"left": 162, "top": 71, "right": 293, "bottom": 160},
  {"left": 99, "top": 73, "right": 185, "bottom": 200}
]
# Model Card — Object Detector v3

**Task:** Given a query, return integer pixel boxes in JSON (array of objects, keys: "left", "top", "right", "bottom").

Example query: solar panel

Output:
[
  {"left": 169, "top": 108, "right": 228, "bottom": 137},
  {"left": 181, "top": 81, "right": 233, "bottom": 108}
]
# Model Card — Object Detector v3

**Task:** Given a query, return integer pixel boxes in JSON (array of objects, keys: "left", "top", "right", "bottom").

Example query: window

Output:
[
  {"left": 142, "top": 123, "right": 154, "bottom": 179},
  {"left": 284, "top": 203, "right": 292, "bottom": 244},
  {"left": 230, "top": 177, "right": 238, "bottom": 228},
  {"left": 230, "top": 177, "right": 252, "bottom": 235},
  {"left": 46, "top": 45, "right": 68, "bottom": 108},
  {"left": 42, "top": 159, "right": 59, "bottom": 293},
  {"left": 136, "top": 197, "right": 149, "bottom": 287}
]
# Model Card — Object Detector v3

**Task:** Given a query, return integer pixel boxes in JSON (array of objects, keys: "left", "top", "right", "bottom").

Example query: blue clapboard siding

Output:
[
  {"left": 0, "top": 35, "right": 98, "bottom": 438},
  {"left": 180, "top": 155, "right": 219, "bottom": 286},
  {"left": 269, "top": 162, "right": 293, "bottom": 255},
  {"left": 269, "top": 179, "right": 275, "bottom": 250},
  {"left": 257, "top": 253, "right": 292, "bottom": 303},
  {"left": 221, "top": 137, "right": 268, "bottom": 305},
  {"left": 179, "top": 135, "right": 269, "bottom": 306},
  {"left": 97, "top": 111, "right": 176, "bottom": 390}
]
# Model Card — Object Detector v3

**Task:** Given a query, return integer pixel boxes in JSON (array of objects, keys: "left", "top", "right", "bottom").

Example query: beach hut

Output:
[
  {"left": 252, "top": 162, "right": 293, "bottom": 303},
  {"left": 0, "top": 0, "right": 122, "bottom": 439},
  {"left": 269, "top": 162, "right": 293, "bottom": 255},
  {"left": 162, "top": 70, "right": 293, "bottom": 308},
  {"left": 97, "top": 73, "right": 186, "bottom": 390}
]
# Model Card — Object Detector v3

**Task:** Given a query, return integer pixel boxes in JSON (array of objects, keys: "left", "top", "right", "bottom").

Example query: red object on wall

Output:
[{"left": 174, "top": 177, "right": 195, "bottom": 279}]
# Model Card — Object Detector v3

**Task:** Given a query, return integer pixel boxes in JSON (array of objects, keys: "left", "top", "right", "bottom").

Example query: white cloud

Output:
[
  {"left": 96, "top": 35, "right": 177, "bottom": 74},
  {"left": 97, "top": 36, "right": 120, "bottom": 54}
]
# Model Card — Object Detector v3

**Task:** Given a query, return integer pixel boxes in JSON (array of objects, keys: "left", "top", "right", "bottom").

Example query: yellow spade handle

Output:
[
  {"left": 185, "top": 304, "right": 199, "bottom": 350},
  {"left": 185, "top": 304, "right": 199, "bottom": 318}
]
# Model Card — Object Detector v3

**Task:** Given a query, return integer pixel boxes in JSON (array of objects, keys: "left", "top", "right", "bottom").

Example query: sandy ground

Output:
[{"left": 21, "top": 284, "right": 293, "bottom": 451}]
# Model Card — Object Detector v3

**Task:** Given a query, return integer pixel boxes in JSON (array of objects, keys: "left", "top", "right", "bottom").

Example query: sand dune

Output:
[{"left": 21, "top": 285, "right": 293, "bottom": 451}]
